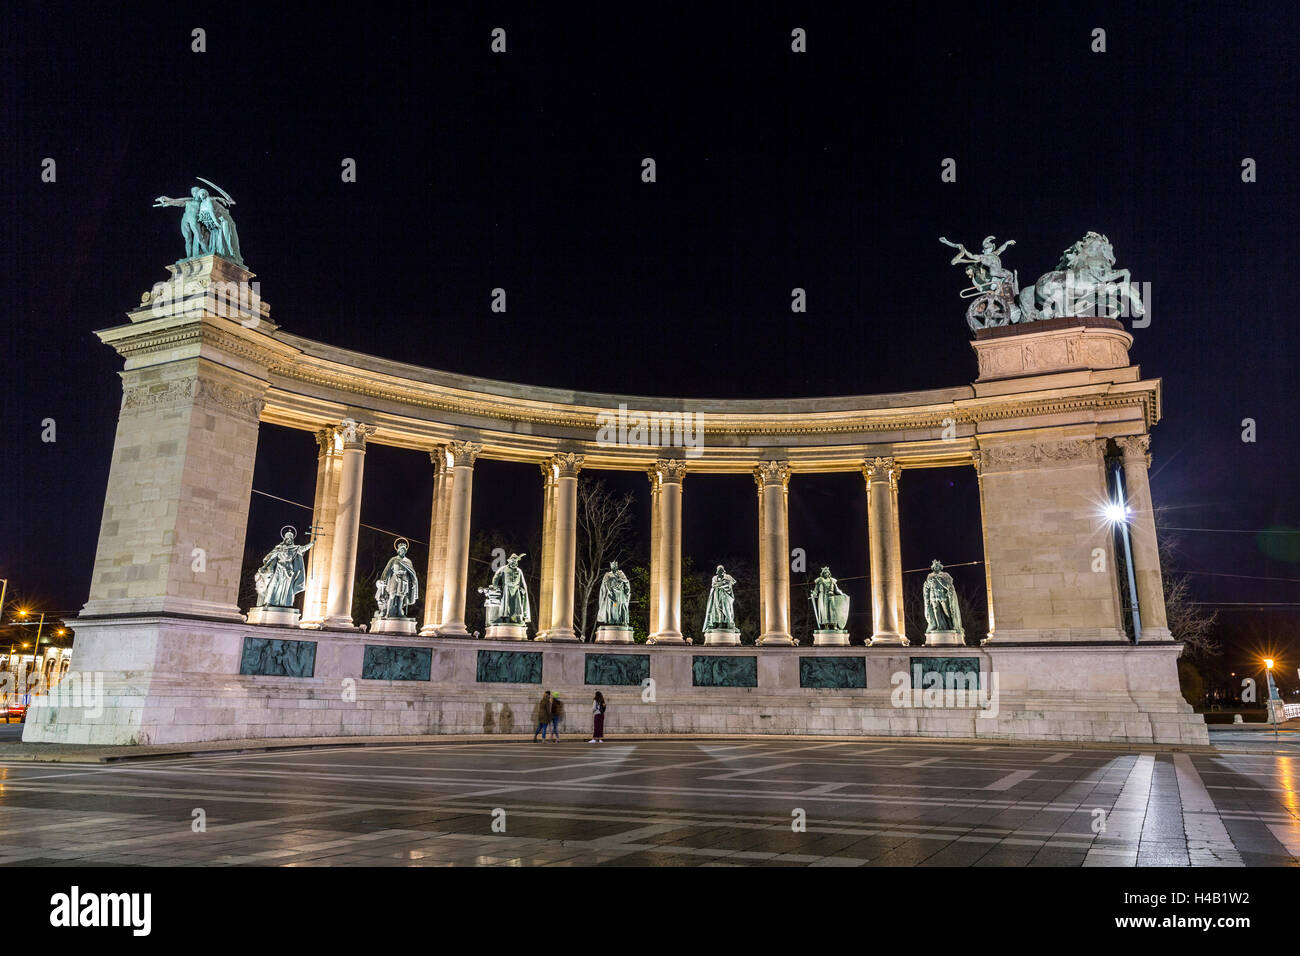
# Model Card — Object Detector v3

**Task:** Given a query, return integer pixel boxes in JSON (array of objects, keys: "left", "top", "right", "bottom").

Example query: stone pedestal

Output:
[
  {"left": 703, "top": 627, "right": 741, "bottom": 646},
  {"left": 869, "top": 633, "right": 909, "bottom": 646},
  {"left": 245, "top": 606, "right": 300, "bottom": 627},
  {"left": 369, "top": 616, "right": 417, "bottom": 636},
  {"left": 924, "top": 629, "right": 965, "bottom": 647},
  {"left": 1268, "top": 699, "right": 1287, "bottom": 725},
  {"left": 594, "top": 625, "right": 634, "bottom": 644},
  {"left": 813, "top": 629, "right": 850, "bottom": 646},
  {"left": 485, "top": 623, "right": 529, "bottom": 641}
]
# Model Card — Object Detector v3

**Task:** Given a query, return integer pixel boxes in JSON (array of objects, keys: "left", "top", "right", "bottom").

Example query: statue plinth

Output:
[
  {"left": 972, "top": 317, "right": 1132, "bottom": 383},
  {"left": 370, "top": 616, "right": 417, "bottom": 636},
  {"left": 485, "top": 623, "right": 529, "bottom": 641},
  {"left": 703, "top": 627, "right": 742, "bottom": 646},
  {"left": 924, "top": 630, "right": 965, "bottom": 647},
  {"left": 245, "top": 605, "right": 301, "bottom": 627},
  {"left": 870, "top": 633, "right": 909, "bottom": 647},
  {"left": 594, "top": 625, "right": 634, "bottom": 644},
  {"left": 813, "top": 628, "right": 850, "bottom": 647}
]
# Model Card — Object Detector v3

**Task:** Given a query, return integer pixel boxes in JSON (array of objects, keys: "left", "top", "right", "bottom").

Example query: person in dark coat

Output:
[
  {"left": 533, "top": 691, "right": 553, "bottom": 741},
  {"left": 589, "top": 692, "right": 607, "bottom": 743},
  {"left": 549, "top": 693, "right": 564, "bottom": 741}
]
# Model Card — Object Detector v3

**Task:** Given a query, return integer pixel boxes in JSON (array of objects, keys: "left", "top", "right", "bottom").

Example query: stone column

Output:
[
  {"left": 540, "top": 453, "right": 584, "bottom": 641},
  {"left": 323, "top": 419, "right": 376, "bottom": 629},
  {"left": 863, "top": 457, "right": 906, "bottom": 645},
  {"left": 1118, "top": 435, "right": 1171, "bottom": 641},
  {"left": 300, "top": 425, "right": 343, "bottom": 627},
  {"left": 754, "top": 471, "right": 768, "bottom": 637},
  {"left": 647, "top": 467, "right": 662, "bottom": 639},
  {"left": 756, "top": 461, "right": 794, "bottom": 645},
  {"left": 972, "top": 458, "right": 996, "bottom": 642},
  {"left": 436, "top": 440, "right": 482, "bottom": 637},
  {"left": 653, "top": 459, "right": 687, "bottom": 643},
  {"left": 419, "top": 446, "right": 452, "bottom": 636},
  {"left": 536, "top": 463, "right": 557, "bottom": 638}
]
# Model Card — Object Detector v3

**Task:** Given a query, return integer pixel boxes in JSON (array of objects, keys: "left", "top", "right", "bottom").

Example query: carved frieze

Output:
[{"left": 978, "top": 438, "right": 1102, "bottom": 471}]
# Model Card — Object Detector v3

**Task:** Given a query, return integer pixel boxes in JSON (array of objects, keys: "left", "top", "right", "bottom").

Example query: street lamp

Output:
[
  {"left": 1265, "top": 658, "right": 1282, "bottom": 742},
  {"left": 1102, "top": 466, "right": 1142, "bottom": 642}
]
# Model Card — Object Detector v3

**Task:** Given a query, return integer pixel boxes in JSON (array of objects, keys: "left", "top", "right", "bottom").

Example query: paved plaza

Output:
[{"left": 0, "top": 738, "right": 1295, "bottom": 866}]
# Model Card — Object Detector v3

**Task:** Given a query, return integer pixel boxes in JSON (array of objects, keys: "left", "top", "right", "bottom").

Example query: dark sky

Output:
[{"left": 3, "top": 2, "right": 1297, "bottom": 653}]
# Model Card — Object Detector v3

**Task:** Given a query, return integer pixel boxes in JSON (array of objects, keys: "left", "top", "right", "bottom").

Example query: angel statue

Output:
[{"left": 153, "top": 177, "right": 245, "bottom": 266}]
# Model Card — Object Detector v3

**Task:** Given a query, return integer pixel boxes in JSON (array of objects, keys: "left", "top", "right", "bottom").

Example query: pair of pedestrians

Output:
[{"left": 532, "top": 690, "right": 608, "bottom": 742}]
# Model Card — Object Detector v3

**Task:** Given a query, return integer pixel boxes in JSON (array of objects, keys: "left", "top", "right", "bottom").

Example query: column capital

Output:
[
  {"left": 337, "top": 418, "right": 376, "bottom": 449},
  {"left": 429, "top": 444, "right": 452, "bottom": 472},
  {"left": 1116, "top": 434, "right": 1152, "bottom": 467},
  {"left": 314, "top": 425, "right": 342, "bottom": 456},
  {"left": 647, "top": 465, "right": 662, "bottom": 492},
  {"left": 862, "top": 456, "right": 899, "bottom": 484},
  {"left": 754, "top": 460, "right": 790, "bottom": 488},
  {"left": 655, "top": 458, "right": 688, "bottom": 484},
  {"left": 550, "top": 452, "right": 585, "bottom": 478},
  {"left": 448, "top": 440, "right": 483, "bottom": 467}
]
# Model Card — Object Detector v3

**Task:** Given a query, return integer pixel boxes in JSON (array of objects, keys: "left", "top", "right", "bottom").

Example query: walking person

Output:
[
  {"left": 533, "top": 690, "right": 553, "bottom": 742},
  {"left": 589, "top": 691, "right": 607, "bottom": 743},
  {"left": 550, "top": 692, "right": 564, "bottom": 742}
]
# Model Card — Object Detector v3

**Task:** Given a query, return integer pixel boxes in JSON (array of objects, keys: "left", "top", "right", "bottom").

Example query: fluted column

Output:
[
  {"left": 536, "top": 464, "right": 557, "bottom": 637},
  {"left": 323, "top": 419, "right": 376, "bottom": 629},
  {"left": 436, "top": 440, "right": 482, "bottom": 637},
  {"left": 647, "top": 468, "right": 662, "bottom": 639},
  {"left": 653, "top": 459, "right": 687, "bottom": 643},
  {"left": 540, "top": 453, "right": 584, "bottom": 641},
  {"left": 1118, "top": 435, "right": 1171, "bottom": 640},
  {"left": 301, "top": 425, "right": 343, "bottom": 627},
  {"left": 972, "top": 457, "right": 996, "bottom": 643},
  {"left": 863, "top": 456, "right": 907, "bottom": 645},
  {"left": 419, "top": 446, "right": 453, "bottom": 635},
  {"left": 756, "top": 461, "right": 794, "bottom": 645}
]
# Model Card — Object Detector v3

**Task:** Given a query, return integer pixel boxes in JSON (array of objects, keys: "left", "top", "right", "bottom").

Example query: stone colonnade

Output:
[{"left": 287, "top": 434, "right": 1169, "bottom": 645}]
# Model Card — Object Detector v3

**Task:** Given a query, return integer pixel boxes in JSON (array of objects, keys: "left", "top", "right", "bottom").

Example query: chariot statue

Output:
[{"left": 941, "top": 231, "right": 1143, "bottom": 331}]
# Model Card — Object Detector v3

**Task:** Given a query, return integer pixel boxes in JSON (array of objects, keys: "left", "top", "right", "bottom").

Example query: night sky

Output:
[{"left": 3, "top": 3, "right": 1297, "bottom": 672}]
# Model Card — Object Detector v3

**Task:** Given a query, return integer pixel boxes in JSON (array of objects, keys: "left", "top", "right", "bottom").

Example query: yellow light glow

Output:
[{"left": 1266, "top": 659, "right": 1275, "bottom": 669}]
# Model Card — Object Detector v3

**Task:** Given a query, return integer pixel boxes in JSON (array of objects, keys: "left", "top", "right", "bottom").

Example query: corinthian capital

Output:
[
  {"left": 862, "top": 456, "right": 898, "bottom": 484},
  {"left": 655, "top": 458, "right": 688, "bottom": 484},
  {"left": 448, "top": 440, "right": 483, "bottom": 467},
  {"left": 1116, "top": 434, "right": 1152, "bottom": 467},
  {"left": 550, "top": 452, "right": 585, "bottom": 478},
  {"left": 337, "top": 418, "right": 376, "bottom": 448},
  {"left": 315, "top": 425, "right": 343, "bottom": 456},
  {"left": 754, "top": 460, "right": 790, "bottom": 487}
]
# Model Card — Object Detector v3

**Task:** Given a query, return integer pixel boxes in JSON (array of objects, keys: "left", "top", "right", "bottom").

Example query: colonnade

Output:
[{"left": 289, "top": 421, "right": 1169, "bottom": 644}]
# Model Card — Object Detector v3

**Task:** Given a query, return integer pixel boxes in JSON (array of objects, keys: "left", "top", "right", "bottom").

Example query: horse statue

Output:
[{"left": 1017, "top": 231, "right": 1143, "bottom": 322}]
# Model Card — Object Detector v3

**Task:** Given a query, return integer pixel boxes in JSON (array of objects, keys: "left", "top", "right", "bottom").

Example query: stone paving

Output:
[{"left": 0, "top": 738, "right": 1295, "bottom": 866}]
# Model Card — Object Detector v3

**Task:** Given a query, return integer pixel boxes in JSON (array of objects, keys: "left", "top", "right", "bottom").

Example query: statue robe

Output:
[
  {"left": 376, "top": 554, "right": 420, "bottom": 618},
  {"left": 491, "top": 564, "right": 531, "bottom": 625},
  {"left": 703, "top": 572, "right": 736, "bottom": 630},
  {"left": 259, "top": 542, "right": 309, "bottom": 608},
  {"left": 597, "top": 570, "right": 630, "bottom": 626}
]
